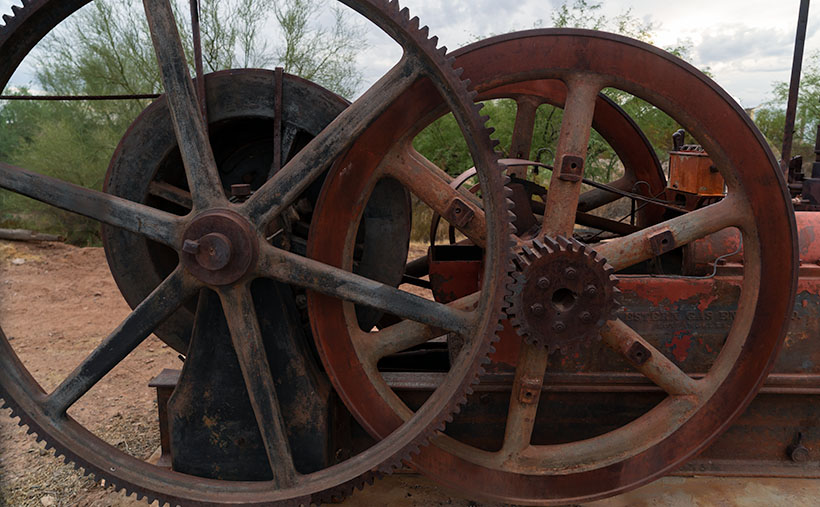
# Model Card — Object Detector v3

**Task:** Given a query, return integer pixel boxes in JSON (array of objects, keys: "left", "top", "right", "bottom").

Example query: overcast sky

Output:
[{"left": 1, "top": 0, "right": 818, "bottom": 108}]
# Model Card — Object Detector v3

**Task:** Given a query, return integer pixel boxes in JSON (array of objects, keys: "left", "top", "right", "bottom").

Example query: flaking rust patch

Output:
[{"left": 667, "top": 330, "right": 693, "bottom": 363}]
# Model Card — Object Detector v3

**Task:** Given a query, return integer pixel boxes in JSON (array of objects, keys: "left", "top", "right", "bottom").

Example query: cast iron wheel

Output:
[
  {"left": 101, "top": 68, "right": 411, "bottom": 354},
  {"left": 308, "top": 29, "right": 798, "bottom": 505},
  {"left": 425, "top": 73, "right": 667, "bottom": 247},
  {"left": 0, "top": 1, "right": 512, "bottom": 505}
]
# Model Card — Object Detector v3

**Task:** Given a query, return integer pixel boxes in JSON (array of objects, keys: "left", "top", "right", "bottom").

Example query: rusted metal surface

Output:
[
  {"left": 428, "top": 245, "right": 482, "bottom": 304},
  {"left": 668, "top": 145, "right": 724, "bottom": 196},
  {"left": 0, "top": 0, "right": 512, "bottom": 505},
  {"left": 507, "top": 237, "right": 619, "bottom": 352},
  {"left": 102, "top": 69, "right": 349, "bottom": 353},
  {"left": 147, "top": 369, "right": 178, "bottom": 469},
  {"left": 310, "top": 29, "right": 798, "bottom": 506},
  {"left": 180, "top": 209, "right": 258, "bottom": 285}
]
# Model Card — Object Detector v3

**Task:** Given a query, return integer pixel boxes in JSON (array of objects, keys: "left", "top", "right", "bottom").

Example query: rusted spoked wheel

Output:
[
  {"left": 427, "top": 39, "right": 668, "bottom": 247},
  {"left": 0, "top": 1, "right": 511, "bottom": 504},
  {"left": 309, "top": 29, "right": 798, "bottom": 504}
]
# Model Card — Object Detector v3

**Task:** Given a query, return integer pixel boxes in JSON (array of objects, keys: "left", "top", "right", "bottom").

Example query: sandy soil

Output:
[{"left": 0, "top": 240, "right": 180, "bottom": 506}]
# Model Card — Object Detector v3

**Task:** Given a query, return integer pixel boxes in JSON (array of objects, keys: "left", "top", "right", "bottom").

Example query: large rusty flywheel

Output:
[
  {"left": 0, "top": 2, "right": 799, "bottom": 506},
  {"left": 308, "top": 30, "right": 798, "bottom": 505}
]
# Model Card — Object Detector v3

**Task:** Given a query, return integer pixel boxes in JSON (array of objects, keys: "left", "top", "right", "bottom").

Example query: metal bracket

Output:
[
  {"left": 446, "top": 198, "right": 475, "bottom": 228},
  {"left": 518, "top": 377, "right": 542, "bottom": 404},
  {"left": 558, "top": 155, "right": 585, "bottom": 182},
  {"left": 626, "top": 341, "right": 651, "bottom": 367},
  {"left": 648, "top": 228, "right": 676, "bottom": 256}
]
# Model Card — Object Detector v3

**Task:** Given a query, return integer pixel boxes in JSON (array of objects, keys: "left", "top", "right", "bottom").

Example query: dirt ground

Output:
[{"left": 1, "top": 240, "right": 820, "bottom": 507}]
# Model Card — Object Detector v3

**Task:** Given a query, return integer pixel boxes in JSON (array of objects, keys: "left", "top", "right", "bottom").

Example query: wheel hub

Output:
[
  {"left": 181, "top": 210, "right": 258, "bottom": 285},
  {"left": 508, "top": 236, "right": 620, "bottom": 353}
]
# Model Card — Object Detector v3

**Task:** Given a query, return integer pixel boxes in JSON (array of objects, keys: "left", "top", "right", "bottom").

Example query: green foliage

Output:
[
  {"left": 0, "top": 96, "right": 115, "bottom": 245},
  {"left": 413, "top": 0, "right": 690, "bottom": 193},
  {"left": 273, "top": 0, "right": 367, "bottom": 99},
  {"left": 549, "top": 0, "right": 655, "bottom": 42},
  {"left": 0, "top": 0, "right": 367, "bottom": 244},
  {"left": 754, "top": 51, "right": 820, "bottom": 162}
]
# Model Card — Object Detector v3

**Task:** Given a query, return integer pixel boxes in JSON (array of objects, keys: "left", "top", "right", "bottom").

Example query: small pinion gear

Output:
[{"left": 506, "top": 236, "right": 620, "bottom": 353}]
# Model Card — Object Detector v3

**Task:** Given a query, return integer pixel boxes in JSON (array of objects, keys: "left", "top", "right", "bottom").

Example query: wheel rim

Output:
[
  {"left": 308, "top": 29, "right": 797, "bottom": 505},
  {"left": 0, "top": 0, "right": 511, "bottom": 503}
]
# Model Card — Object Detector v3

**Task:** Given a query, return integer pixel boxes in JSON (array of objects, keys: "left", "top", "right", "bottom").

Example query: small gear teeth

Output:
[{"left": 507, "top": 235, "right": 620, "bottom": 351}]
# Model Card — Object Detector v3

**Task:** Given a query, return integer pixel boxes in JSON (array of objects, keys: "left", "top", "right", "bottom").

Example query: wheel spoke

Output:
[
  {"left": 541, "top": 77, "right": 603, "bottom": 236},
  {"left": 218, "top": 284, "right": 297, "bottom": 488},
  {"left": 595, "top": 198, "right": 743, "bottom": 271},
  {"left": 509, "top": 97, "right": 540, "bottom": 168},
  {"left": 243, "top": 56, "right": 422, "bottom": 226},
  {"left": 258, "top": 244, "right": 472, "bottom": 335},
  {"left": 357, "top": 293, "right": 480, "bottom": 362},
  {"left": 148, "top": 180, "right": 193, "bottom": 209},
  {"left": 144, "top": 0, "right": 224, "bottom": 209},
  {"left": 500, "top": 343, "right": 549, "bottom": 454},
  {"left": 45, "top": 268, "right": 198, "bottom": 415},
  {"left": 384, "top": 146, "right": 487, "bottom": 247},
  {"left": 0, "top": 162, "right": 182, "bottom": 248},
  {"left": 601, "top": 319, "right": 700, "bottom": 396}
]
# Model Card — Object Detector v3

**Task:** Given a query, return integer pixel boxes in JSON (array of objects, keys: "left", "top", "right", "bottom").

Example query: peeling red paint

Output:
[{"left": 667, "top": 330, "right": 693, "bottom": 362}]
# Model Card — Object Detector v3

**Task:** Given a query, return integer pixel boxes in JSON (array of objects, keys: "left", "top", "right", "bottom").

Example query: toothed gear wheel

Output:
[
  {"left": 0, "top": 0, "right": 511, "bottom": 505},
  {"left": 507, "top": 236, "right": 619, "bottom": 352}
]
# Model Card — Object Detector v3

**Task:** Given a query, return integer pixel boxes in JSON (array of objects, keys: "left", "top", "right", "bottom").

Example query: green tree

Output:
[
  {"left": 0, "top": 0, "right": 367, "bottom": 244},
  {"left": 274, "top": 0, "right": 366, "bottom": 99},
  {"left": 413, "top": 0, "right": 686, "bottom": 184},
  {"left": 754, "top": 51, "right": 820, "bottom": 162}
]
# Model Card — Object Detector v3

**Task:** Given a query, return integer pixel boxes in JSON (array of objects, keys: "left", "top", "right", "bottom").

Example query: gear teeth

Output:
[
  {"left": 419, "top": 25, "right": 429, "bottom": 39},
  {"left": 408, "top": 15, "right": 419, "bottom": 30},
  {"left": 508, "top": 236, "right": 620, "bottom": 350}
]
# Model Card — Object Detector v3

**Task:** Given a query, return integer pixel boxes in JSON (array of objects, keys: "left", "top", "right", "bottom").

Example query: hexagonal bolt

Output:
[
  {"left": 530, "top": 303, "right": 546, "bottom": 316},
  {"left": 584, "top": 285, "right": 598, "bottom": 296},
  {"left": 579, "top": 311, "right": 593, "bottom": 323},
  {"left": 182, "top": 239, "right": 200, "bottom": 254},
  {"left": 553, "top": 322, "right": 566, "bottom": 333},
  {"left": 788, "top": 432, "right": 811, "bottom": 463},
  {"left": 564, "top": 267, "right": 578, "bottom": 280},
  {"left": 537, "top": 277, "right": 550, "bottom": 289}
]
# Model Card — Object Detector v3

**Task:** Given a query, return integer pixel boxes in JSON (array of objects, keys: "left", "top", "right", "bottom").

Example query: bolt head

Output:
[
  {"left": 537, "top": 277, "right": 550, "bottom": 289},
  {"left": 194, "top": 232, "right": 232, "bottom": 271},
  {"left": 564, "top": 267, "right": 578, "bottom": 280},
  {"left": 530, "top": 303, "right": 545, "bottom": 316},
  {"left": 790, "top": 445, "right": 810, "bottom": 463},
  {"left": 580, "top": 311, "right": 593, "bottom": 323},
  {"left": 553, "top": 322, "right": 566, "bottom": 333},
  {"left": 584, "top": 285, "right": 597, "bottom": 296}
]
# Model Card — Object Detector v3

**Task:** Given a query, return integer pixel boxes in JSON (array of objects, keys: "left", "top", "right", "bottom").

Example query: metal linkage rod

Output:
[
  {"left": 0, "top": 94, "right": 159, "bottom": 101},
  {"left": 781, "top": 0, "right": 812, "bottom": 173}
]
